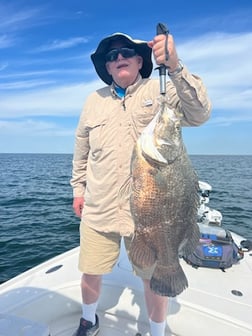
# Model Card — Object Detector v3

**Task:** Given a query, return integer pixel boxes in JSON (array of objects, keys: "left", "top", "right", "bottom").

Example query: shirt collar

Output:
[{"left": 110, "top": 74, "right": 146, "bottom": 98}]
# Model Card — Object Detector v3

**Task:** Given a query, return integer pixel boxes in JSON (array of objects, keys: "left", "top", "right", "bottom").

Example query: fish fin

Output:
[
  {"left": 129, "top": 235, "right": 156, "bottom": 268},
  {"left": 150, "top": 263, "right": 188, "bottom": 297},
  {"left": 118, "top": 175, "right": 132, "bottom": 201},
  {"left": 180, "top": 222, "right": 200, "bottom": 257}
]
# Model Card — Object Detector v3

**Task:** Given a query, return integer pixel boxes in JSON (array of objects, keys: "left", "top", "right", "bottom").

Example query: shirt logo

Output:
[{"left": 143, "top": 99, "right": 153, "bottom": 107}]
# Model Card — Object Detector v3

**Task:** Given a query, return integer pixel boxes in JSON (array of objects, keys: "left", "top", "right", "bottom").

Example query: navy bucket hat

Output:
[{"left": 91, "top": 32, "right": 153, "bottom": 85}]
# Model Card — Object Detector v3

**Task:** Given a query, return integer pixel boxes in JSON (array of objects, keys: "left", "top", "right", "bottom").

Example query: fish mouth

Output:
[{"left": 139, "top": 112, "right": 169, "bottom": 164}]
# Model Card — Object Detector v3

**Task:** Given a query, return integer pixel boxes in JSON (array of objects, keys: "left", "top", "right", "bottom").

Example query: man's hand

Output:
[
  {"left": 148, "top": 34, "right": 179, "bottom": 72},
  {"left": 73, "top": 197, "right": 84, "bottom": 218}
]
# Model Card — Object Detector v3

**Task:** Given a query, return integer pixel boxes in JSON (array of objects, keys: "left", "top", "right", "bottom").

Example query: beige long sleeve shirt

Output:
[{"left": 70, "top": 66, "right": 211, "bottom": 236}]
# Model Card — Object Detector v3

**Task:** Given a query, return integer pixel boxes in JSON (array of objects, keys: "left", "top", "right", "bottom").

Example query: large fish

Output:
[{"left": 129, "top": 98, "right": 200, "bottom": 297}]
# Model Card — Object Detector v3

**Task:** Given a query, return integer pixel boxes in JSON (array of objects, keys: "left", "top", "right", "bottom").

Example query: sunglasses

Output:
[{"left": 105, "top": 47, "right": 137, "bottom": 62}]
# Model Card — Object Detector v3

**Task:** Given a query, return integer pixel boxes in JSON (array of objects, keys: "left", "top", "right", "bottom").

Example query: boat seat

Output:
[{"left": 0, "top": 313, "right": 50, "bottom": 336}]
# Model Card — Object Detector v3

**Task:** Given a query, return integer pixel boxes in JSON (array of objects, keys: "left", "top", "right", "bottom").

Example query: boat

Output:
[{"left": 0, "top": 182, "right": 252, "bottom": 336}]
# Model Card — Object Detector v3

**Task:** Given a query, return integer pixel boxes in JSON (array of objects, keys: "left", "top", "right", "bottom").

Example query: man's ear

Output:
[
  {"left": 106, "top": 62, "right": 111, "bottom": 75},
  {"left": 137, "top": 55, "right": 143, "bottom": 69}
]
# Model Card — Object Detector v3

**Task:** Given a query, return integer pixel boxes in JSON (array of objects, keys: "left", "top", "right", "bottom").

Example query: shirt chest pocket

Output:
[
  {"left": 87, "top": 119, "right": 107, "bottom": 158},
  {"left": 134, "top": 104, "right": 157, "bottom": 133}
]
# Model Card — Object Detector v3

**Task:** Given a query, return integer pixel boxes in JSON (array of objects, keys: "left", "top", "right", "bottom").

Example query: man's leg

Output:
[
  {"left": 73, "top": 225, "right": 121, "bottom": 335},
  {"left": 81, "top": 274, "right": 102, "bottom": 324},
  {"left": 81, "top": 274, "right": 102, "bottom": 303},
  {"left": 143, "top": 279, "right": 168, "bottom": 335},
  {"left": 124, "top": 237, "right": 168, "bottom": 335}
]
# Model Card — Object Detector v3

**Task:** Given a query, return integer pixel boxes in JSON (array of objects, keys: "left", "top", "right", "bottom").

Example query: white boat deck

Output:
[{"left": 0, "top": 233, "right": 252, "bottom": 336}]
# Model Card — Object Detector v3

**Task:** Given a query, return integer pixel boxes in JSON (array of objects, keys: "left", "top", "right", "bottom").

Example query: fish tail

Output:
[
  {"left": 129, "top": 235, "right": 156, "bottom": 268},
  {"left": 150, "top": 263, "right": 188, "bottom": 297}
]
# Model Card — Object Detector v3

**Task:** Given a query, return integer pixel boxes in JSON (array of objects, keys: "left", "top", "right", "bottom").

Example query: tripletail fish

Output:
[{"left": 129, "top": 98, "right": 200, "bottom": 297}]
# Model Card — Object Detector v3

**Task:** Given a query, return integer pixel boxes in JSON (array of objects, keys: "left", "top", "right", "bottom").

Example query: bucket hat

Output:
[{"left": 91, "top": 33, "right": 153, "bottom": 85}]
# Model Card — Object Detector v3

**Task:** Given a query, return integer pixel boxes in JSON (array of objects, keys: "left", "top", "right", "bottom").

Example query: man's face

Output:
[{"left": 105, "top": 41, "right": 143, "bottom": 88}]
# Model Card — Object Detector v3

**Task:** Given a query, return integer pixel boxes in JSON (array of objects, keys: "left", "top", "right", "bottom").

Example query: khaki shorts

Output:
[{"left": 79, "top": 223, "right": 155, "bottom": 280}]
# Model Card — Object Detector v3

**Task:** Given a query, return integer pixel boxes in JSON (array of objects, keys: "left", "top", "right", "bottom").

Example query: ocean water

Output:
[{"left": 0, "top": 153, "right": 251, "bottom": 284}]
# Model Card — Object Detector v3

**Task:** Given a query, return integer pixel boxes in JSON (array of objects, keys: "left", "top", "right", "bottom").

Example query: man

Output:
[{"left": 71, "top": 30, "right": 211, "bottom": 336}]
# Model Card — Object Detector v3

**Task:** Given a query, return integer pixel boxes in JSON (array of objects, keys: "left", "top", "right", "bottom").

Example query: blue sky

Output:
[{"left": 0, "top": 0, "right": 252, "bottom": 155}]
